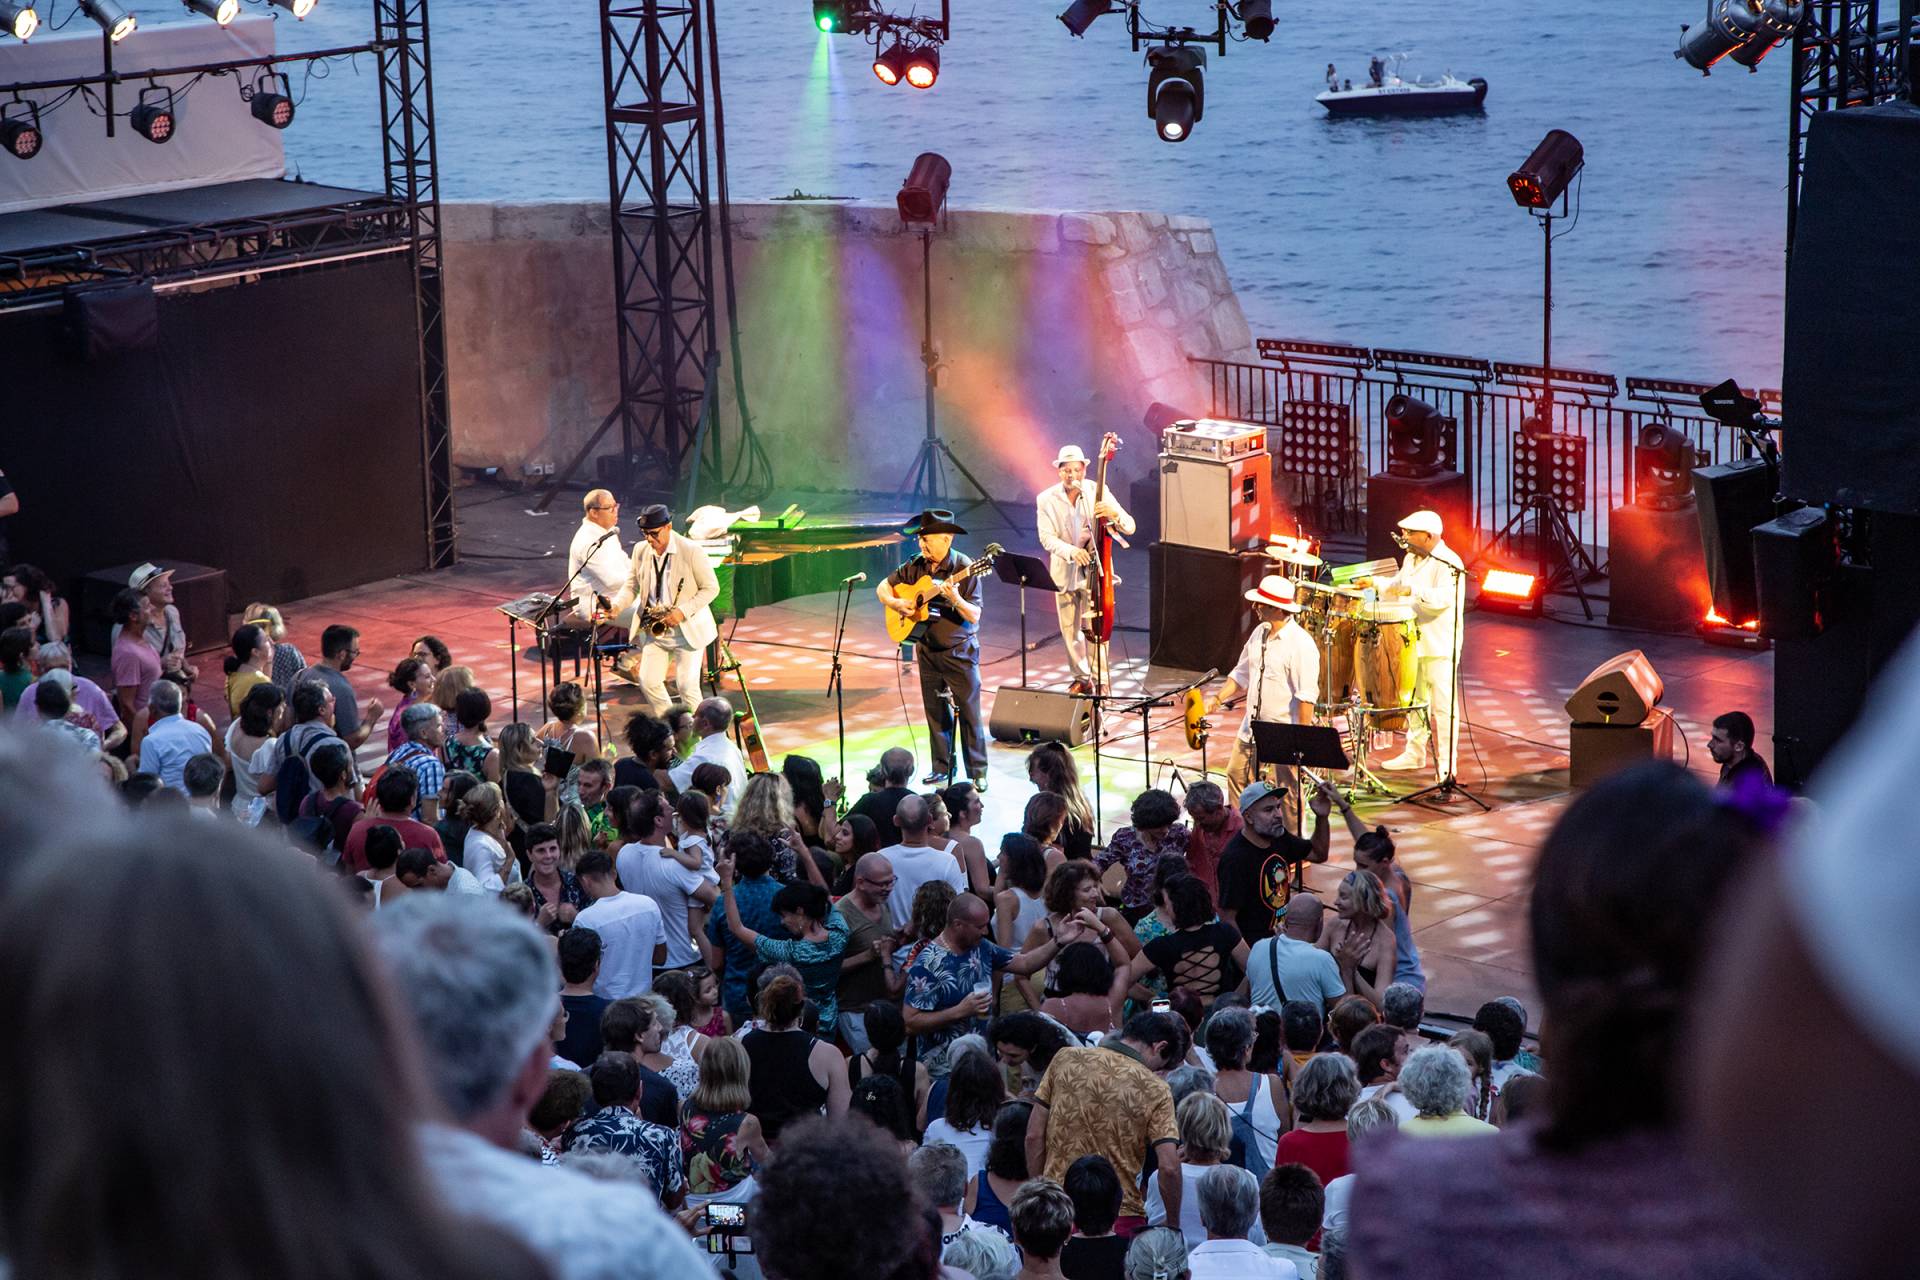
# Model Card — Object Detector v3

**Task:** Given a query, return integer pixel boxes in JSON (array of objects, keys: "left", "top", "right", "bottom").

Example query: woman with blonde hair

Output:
[
  {"left": 1026, "top": 741, "right": 1093, "bottom": 861},
  {"left": 1317, "top": 868, "right": 1398, "bottom": 1006},
  {"left": 496, "top": 720, "right": 554, "bottom": 843},
  {"left": 729, "top": 771, "right": 820, "bottom": 886},
  {"left": 458, "top": 783, "right": 518, "bottom": 894},
  {"left": 430, "top": 664, "right": 476, "bottom": 742},
  {"left": 679, "top": 1034, "right": 768, "bottom": 1202},
  {"left": 242, "top": 602, "right": 307, "bottom": 691}
]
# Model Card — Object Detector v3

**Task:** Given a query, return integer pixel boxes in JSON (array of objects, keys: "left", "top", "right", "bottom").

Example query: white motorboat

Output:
[{"left": 1316, "top": 55, "right": 1487, "bottom": 117}]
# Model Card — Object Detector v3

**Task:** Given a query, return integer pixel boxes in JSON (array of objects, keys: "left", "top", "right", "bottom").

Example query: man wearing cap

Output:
[
  {"left": 1215, "top": 779, "right": 1330, "bottom": 944},
  {"left": 877, "top": 510, "right": 987, "bottom": 788},
  {"left": 1371, "top": 510, "right": 1465, "bottom": 776},
  {"left": 610, "top": 504, "right": 719, "bottom": 717},
  {"left": 1207, "top": 574, "right": 1321, "bottom": 810},
  {"left": 1036, "top": 442, "right": 1135, "bottom": 694},
  {"left": 115, "top": 563, "right": 195, "bottom": 683}
]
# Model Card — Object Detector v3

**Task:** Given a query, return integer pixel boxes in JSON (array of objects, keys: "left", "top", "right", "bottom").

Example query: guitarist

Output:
[
  {"left": 1036, "top": 441, "right": 1134, "bottom": 695},
  {"left": 877, "top": 509, "right": 989, "bottom": 789}
]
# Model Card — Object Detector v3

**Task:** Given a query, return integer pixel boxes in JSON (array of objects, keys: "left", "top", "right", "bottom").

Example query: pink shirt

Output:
[
  {"left": 15, "top": 674, "right": 120, "bottom": 733},
  {"left": 110, "top": 634, "right": 163, "bottom": 713}
]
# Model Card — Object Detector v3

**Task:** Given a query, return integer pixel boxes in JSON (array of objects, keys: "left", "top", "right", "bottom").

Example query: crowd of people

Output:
[{"left": 0, "top": 584, "right": 1889, "bottom": 1280}]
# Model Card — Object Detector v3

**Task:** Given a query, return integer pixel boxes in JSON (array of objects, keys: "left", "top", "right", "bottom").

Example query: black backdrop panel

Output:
[
  {"left": 1781, "top": 102, "right": 1920, "bottom": 515},
  {"left": 0, "top": 256, "right": 426, "bottom": 606}
]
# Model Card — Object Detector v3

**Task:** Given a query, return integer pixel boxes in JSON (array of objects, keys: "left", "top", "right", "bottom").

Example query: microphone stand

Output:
[
  {"left": 825, "top": 574, "right": 862, "bottom": 801},
  {"left": 1400, "top": 547, "right": 1488, "bottom": 812},
  {"left": 525, "top": 526, "right": 620, "bottom": 723},
  {"left": 1110, "top": 668, "right": 1218, "bottom": 791}
]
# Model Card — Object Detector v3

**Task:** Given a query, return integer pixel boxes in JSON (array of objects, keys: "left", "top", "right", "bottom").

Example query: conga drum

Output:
[{"left": 1355, "top": 603, "right": 1417, "bottom": 730}]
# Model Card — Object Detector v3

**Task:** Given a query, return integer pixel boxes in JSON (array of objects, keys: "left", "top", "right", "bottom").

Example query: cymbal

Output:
[
  {"left": 1264, "top": 546, "right": 1324, "bottom": 568},
  {"left": 1298, "top": 580, "right": 1363, "bottom": 598}
]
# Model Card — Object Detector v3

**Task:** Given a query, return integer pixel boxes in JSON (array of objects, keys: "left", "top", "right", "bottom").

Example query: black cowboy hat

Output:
[{"left": 903, "top": 508, "right": 967, "bottom": 536}]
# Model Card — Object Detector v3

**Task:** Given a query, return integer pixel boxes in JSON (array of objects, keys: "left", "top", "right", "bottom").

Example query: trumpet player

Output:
[{"left": 611, "top": 503, "right": 719, "bottom": 716}]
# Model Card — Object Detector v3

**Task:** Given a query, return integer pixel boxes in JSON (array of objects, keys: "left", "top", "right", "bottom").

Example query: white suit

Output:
[
  {"left": 613, "top": 531, "right": 720, "bottom": 715},
  {"left": 1385, "top": 538, "right": 1466, "bottom": 774},
  {"left": 1036, "top": 480, "right": 1135, "bottom": 683}
]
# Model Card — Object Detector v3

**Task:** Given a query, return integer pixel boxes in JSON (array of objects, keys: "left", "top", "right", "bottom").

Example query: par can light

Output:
[
  {"left": 78, "top": 0, "right": 135, "bottom": 41},
  {"left": 247, "top": 71, "right": 296, "bottom": 129},
  {"left": 872, "top": 40, "right": 907, "bottom": 85},
  {"left": 131, "top": 85, "right": 176, "bottom": 143},
  {"left": 183, "top": 0, "right": 237, "bottom": 23},
  {"left": 904, "top": 44, "right": 939, "bottom": 89},
  {"left": 2, "top": 1, "right": 38, "bottom": 40},
  {"left": 1058, "top": 0, "right": 1115, "bottom": 37},
  {"left": 1, "top": 100, "right": 40, "bottom": 159},
  {"left": 1238, "top": 0, "right": 1275, "bottom": 40}
]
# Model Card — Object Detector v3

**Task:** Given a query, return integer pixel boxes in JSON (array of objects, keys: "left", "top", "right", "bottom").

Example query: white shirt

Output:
[
  {"left": 1245, "top": 932, "right": 1346, "bottom": 1010},
  {"left": 1146, "top": 1163, "right": 1266, "bottom": 1249},
  {"left": 1227, "top": 619, "right": 1321, "bottom": 740},
  {"left": 1385, "top": 538, "right": 1466, "bottom": 660},
  {"left": 568, "top": 519, "right": 630, "bottom": 622},
  {"left": 463, "top": 828, "right": 519, "bottom": 895},
  {"left": 921, "top": 1118, "right": 993, "bottom": 1182},
  {"left": 881, "top": 841, "right": 968, "bottom": 928},
  {"left": 668, "top": 731, "right": 749, "bottom": 815},
  {"left": 1356, "top": 1081, "right": 1418, "bottom": 1124},
  {"left": 1321, "top": 1172, "right": 1355, "bottom": 1233},
  {"left": 1263, "top": 1242, "right": 1318, "bottom": 1280},
  {"left": 616, "top": 841, "right": 710, "bottom": 968},
  {"left": 140, "top": 712, "right": 212, "bottom": 793},
  {"left": 1036, "top": 480, "right": 1136, "bottom": 595},
  {"left": 446, "top": 865, "right": 487, "bottom": 895},
  {"left": 1188, "top": 1237, "right": 1298, "bottom": 1280},
  {"left": 416, "top": 1122, "right": 714, "bottom": 1280},
  {"left": 574, "top": 890, "right": 666, "bottom": 998}
]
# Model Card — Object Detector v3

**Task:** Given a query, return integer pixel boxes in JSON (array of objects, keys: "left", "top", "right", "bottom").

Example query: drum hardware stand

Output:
[{"left": 1339, "top": 694, "right": 1396, "bottom": 800}]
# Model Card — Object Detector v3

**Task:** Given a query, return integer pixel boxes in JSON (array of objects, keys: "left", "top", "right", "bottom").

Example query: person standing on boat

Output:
[
  {"left": 1369, "top": 55, "right": 1384, "bottom": 86},
  {"left": 1326, "top": 63, "right": 1338, "bottom": 90}
]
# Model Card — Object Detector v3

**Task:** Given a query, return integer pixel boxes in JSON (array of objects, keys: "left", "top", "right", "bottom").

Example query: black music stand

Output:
[
  {"left": 992, "top": 552, "right": 1058, "bottom": 689},
  {"left": 1251, "top": 721, "right": 1350, "bottom": 890}
]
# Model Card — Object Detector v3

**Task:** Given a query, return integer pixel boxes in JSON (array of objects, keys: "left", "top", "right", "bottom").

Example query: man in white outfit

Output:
[
  {"left": 1372, "top": 509, "right": 1465, "bottom": 777},
  {"left": 1207, "top": 575, "right": 1320, "bottom": 813},
  {"left": 565, "top": 488, "right": 636, "bottom": 678},
  {"left": 1035, "top": 440, "right": 1134, "bottom": 694},
  {"left": 610, "top": 503, "right": 719, "bottom": 717}
]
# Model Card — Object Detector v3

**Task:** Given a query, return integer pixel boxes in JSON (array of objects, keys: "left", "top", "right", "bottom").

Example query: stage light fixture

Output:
[
  {"left": 1633, "top": 422, "right": 1700, "bottom": 510},
  {"left": 78, "top": 0, "right": 135, "bottom": 41},
  {"left": 247, "top": 71, "right": 295, "bottom": 129},
  {"left": 0, "top": 100, "right": 40, "bottom": 159},
  {"left": 1507, "top": 129, "right": 1583, "bottom": 208},
  {"left": 1384, "top": 393, "right": 1453, "bottom": 479},
  {"left": 1479, "top": 568, "right": 1543, "bottom": 617},
  {"left": 1058, "top": 0, "right": 1115, "bottom": 37},
  {"left": 813, "top": 0, "right": 870, "bottom": 34},
  {"left": 1237, "top": 0, "right": 1275, "bottom": 40},
  {"left": 1146, "top": 46, "right": 1205, "bottom": 143},
  {"left": 897, "top": 150, "right": 951, "bottom": 225},
  {"left": 131, "top": 86, "right": 176, "bottom": 143},
  {"left": 872, "top": 40, "right": 907, "bottom": 85},
  {"left": 903, "top": 44, "right": 939, "bottom": 89},
  {"left": 184, "top": 0, "right": 238, "bottom": 21},
  {"left": 2, "top": 2, "right": 38, "bottom": 40},
  {"left": 269, "top": 0, "right": 318, "bottom": 15},
  {"left": 1676, "top": 0, "right": 1803, "bottom": 73}
]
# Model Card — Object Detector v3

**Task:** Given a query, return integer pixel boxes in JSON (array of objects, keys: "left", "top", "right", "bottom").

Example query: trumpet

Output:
[{"left": 638, "top": 604, "right": 676, "bottom": 638}]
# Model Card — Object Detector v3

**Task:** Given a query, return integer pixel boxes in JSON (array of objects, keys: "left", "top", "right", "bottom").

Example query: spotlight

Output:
[
  {"left": 0, "top": 100, "right": 40, "bottom": 160},
  {"left": 1238, "top": 0, "right": 1275, "bottom": 40},
  {"left": 897, "top": 151, "right": 951, "bottom": 226},
  {"left": 812, "top": 0, "right": 869, "bottom": 34},
  {"left": 1146, "top": 46, "right": 1205, "bottom": 143},
  {"left": 1676, "top": 0, "right": 1804, "bottom": 73},
  {"left": 1633, "top": 422, "right": 1700, "bottom": 511},
  {"left": 1058, "top": 0, "right": 1115, "bottom": 37},
  {"left": 78, "top": 0, "right": 135, "bottom": 41},
  {"left": 247, "top": 71, "right": 295, "bottom": 129},
  {"left": 903, "top": 44, "right": 939, "bottom": 89},
  {"left": 184, "top": 0, "right": 237, "bottom": 21},
  {"left": 1479, "top": 568, "right": 1543, "bottom": 617},
  {"left": 872, "top": 40, "right": 907, "bottom": 85},
  {"left": 1507, "top": 128, "right": 1583, "bottom": 209},
  {"left": 268, "top": 0, "right": 318, "bottom": 15},
  {"left": 1, "top": 1, "right": 37, "bottom": 39},
  {"left": 1384, "top": 393, "right": 1453, "bottom": 479},
  {"left": 131, "top": 86, "right": 176, "bottom": 143}
]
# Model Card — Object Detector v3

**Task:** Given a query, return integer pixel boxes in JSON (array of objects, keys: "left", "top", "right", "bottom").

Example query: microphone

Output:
[
  {"left": 843, "top": 571, "right": 868, "bottom": 585},
  {"left": 1390, "top": 531, "right": 1409, "bottom": 550},
  {"left": 593, "top": 528, "right": 620, "bottom": 548}
]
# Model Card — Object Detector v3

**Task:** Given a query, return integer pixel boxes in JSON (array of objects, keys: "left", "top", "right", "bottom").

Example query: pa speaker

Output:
[
  {"left": 989, "top": 687, "right": 1091, "bottom": 747},
  {"left": 1148, "top": 542, "right": 1264, "bottom": 673},
  {"left": 1565, "top": 649, "right": 1664, "bottom": 725},
  {"left": 1606, "top": 503, "right": 1708, "bottom": 632},
  {"left": 64, "top": 281, "right": 159, "bottom": 361},
  {"left": 1691, "top": 458, "right": 1774, "bottom": 624},
  {"left": 1752, "top": 507, "right": 1835, "bottom": 640},
  {"left": 1366, "top": 470, "right": 1472, "bottom": 562},
  {"left": 1782, "top": 103, "right": 1920, "bottom": 515}
]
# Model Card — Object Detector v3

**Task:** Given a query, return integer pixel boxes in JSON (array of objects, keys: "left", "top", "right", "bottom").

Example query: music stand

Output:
[
  {"left": 1250, "top": 721, "right": 1351, "bottom": 891},
  {"left": 992, "top": 552, "right": 1059, "bottom": 689}
]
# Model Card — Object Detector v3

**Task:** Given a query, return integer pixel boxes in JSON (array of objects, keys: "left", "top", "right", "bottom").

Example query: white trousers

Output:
[
  {"left": 637, "top": 639, "right": 703, "bottom": 716},
  {"left": 1404, "top": 655, "right": 1459, "bottom": 776},
  {"left": 1055, "top": 588, "right": 1096, "bottom": 682}
]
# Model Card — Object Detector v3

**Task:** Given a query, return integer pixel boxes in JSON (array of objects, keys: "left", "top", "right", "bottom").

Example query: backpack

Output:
[
  {"left": 1230, "top": 1077, "right": 1273, "bottom": 1181},
  {"left": 273, "top": 725, "right": 342, "bottom": 825},
  {"left": 288, "top": 795, "right": 352, "bottom": 867}
]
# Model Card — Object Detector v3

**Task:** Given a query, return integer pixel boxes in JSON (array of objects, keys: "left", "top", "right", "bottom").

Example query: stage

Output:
[{"left": 179, "top": 482, "right": 1773, "bottom": 1020}]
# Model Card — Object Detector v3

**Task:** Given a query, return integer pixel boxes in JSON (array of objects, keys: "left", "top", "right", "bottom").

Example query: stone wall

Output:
[{"left": 441, "top": 200, "right": 1256, "bottom": 500}]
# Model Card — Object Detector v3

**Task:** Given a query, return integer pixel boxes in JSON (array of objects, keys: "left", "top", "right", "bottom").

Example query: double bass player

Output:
[{"left": 1036, "top": 438, "right": 1134, "bottom": 695}]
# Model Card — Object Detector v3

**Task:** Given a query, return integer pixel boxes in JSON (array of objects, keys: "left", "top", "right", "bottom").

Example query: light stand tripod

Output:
[{"left": 1400, "top": 552, "right": 1489, "bottom": 811}]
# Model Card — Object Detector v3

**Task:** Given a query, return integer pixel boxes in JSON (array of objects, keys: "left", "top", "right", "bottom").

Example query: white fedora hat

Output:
[
  {"left": 1053, "top": 444, "right": 1090, "bottom": 467},
  {"left": 1243, "top": 574, "right": 1303, "bottom": 612},
  {"left": 1397, "top": 509, "right": 1444, "bottom": 535}
]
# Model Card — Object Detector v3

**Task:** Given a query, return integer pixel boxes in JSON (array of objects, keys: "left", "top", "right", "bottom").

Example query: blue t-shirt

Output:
[
  {"left": 755, "top": 912, "right": 850, "bottom": 1033},
  {"left": 1387, "top": 883, "right": 1426, "bottom": 991},
  {"left": 905, "top": 937, "right": 1014, "bottom": 1071},
  {"left": 705, "top": 875, "right": 788, "bottom": 1016}
]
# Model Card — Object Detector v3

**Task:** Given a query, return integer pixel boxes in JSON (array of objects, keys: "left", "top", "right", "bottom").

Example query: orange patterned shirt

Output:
[{"left": 1034, "top": 1043, "right": 1179, "bottom": 1218}]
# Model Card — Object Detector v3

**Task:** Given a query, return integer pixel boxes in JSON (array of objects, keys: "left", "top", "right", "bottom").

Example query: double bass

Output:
[{"left": 1083, "top": 432, "right": 1123, "bottom": 657}]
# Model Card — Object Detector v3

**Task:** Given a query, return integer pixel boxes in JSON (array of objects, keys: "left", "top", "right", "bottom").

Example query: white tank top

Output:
[{"left": 1009, "top": 888, "right": 1048, "bottom": 945}]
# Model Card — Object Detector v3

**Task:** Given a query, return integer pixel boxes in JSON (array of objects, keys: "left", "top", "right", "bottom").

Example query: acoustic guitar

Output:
[{"left": 882, "top": 543, "right": 1005, "bottom": 645}]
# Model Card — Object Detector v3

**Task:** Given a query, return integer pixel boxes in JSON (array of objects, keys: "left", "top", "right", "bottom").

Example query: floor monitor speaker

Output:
[{"left": 988, "top": 687, "right": 1092, "bottom": 747}]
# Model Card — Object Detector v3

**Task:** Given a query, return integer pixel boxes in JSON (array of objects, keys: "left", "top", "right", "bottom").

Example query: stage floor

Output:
[{"left": 193, "top": 483, "right": 1774, "bottom": 1021}]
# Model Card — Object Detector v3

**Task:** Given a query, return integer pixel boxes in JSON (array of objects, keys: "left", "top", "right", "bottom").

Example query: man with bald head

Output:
[
  {"left": 879, "top": 792, "right": 967, "bottom": 927},
  {"left": 1245, "top": 891, "right": 1347, "bottom": 1012},
  {"left": 904, "top": 892, "right": 1089, "bottom": 1075},
  {"left": 834, "top": 852, "right": 904, "bottom": 1053}
]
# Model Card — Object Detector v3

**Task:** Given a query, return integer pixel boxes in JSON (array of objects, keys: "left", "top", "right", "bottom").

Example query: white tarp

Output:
[{"left": 0, "top": 14, "right": 285, "bottom": 214}]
